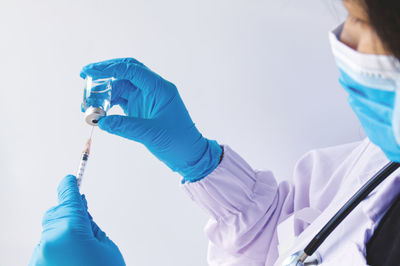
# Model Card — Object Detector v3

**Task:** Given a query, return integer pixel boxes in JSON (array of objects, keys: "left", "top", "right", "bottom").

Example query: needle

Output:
[{"left": 89, "top": 126, "right": 95, "bottom": 139}]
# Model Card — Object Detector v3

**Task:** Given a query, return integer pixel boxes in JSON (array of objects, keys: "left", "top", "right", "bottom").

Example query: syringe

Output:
[{"left": 76, "top": 127, "right": 94, "bottom": 188}]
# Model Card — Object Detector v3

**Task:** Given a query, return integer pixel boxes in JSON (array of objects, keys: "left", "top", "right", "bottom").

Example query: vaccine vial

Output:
[{"left": 82, "top": 76, "right": 113, "bottom": 126}]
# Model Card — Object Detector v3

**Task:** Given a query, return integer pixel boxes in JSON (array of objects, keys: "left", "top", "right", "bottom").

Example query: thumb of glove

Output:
[
  {"left": 57, "top": 175, "right": 83, "bottom": 208},
  {"left": 98, "top": 115, "right": 153, "bottom": 143}
]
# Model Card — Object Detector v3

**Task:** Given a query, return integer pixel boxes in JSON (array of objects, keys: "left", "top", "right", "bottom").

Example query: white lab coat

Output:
[{"left": 182, "top": 138, "right": 400, "bottom": 265}]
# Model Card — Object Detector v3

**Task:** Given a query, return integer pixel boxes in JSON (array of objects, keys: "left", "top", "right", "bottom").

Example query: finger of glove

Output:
[
  {"left": 41, "top": 192, "right": 85, "bottom": 226},
  {"left": 81, "top": 196, "right": 105, "bottom": 241},
  {"left": 111, "top": 98, "right": 129, "bottom": 114},
  {"left": 57, "top": 175, "right": 83, "bottom": 209},
  {"left": 80, "top": 195, "right": 106, "bottom": 243},
  {"left": 109, "top": 79, "right": 136, "bottom": 112},
  {"left": 82, "top": 61, "right": 159, "bottom": 94},
  {"left": 42, "top": 205, "right": 60, "bottom": 226},
  {"left": 80, "top": 57, "right": 146, "bottom": 79},
  {"left": 41, "top": 202, "right": 82, "bottom": 226},
  {"left": 98, "top": 115, "right": 151, "bottom": 142},
  {"left": 88, "top": 214, "right": 109, "bottom": 243},
  {"left": 81, "top": 194, "right": 88, "bottom": 211},
  {"left": 110, "top": 79, "right": 134, "bottom": 102},
  {"left": 81, "top": 194, "right": 95, "bottom": 222}
]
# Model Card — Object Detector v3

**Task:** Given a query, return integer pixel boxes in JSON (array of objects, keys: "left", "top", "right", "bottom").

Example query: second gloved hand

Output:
[
  {"left": 29, "top": 175, "right": 125, "bottom": 266},
  {"left": 80, "top": 58, "right": 222, "bottom": 182}
]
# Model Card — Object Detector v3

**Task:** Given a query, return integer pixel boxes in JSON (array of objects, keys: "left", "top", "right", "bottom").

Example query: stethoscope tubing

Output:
[{"left": 303, "top": 161, "right": 400, "bottom": 257}]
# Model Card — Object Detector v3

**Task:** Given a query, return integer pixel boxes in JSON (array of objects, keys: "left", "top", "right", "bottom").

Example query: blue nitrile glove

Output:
[
  {"left": 80, "top": 58, "right": 222, "bottom": 182},
  {"left": 29, "top": 175, "right": 125, "bottom": 266}
]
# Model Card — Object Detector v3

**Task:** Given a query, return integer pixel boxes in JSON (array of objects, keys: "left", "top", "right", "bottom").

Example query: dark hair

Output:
[{"left": 362, "top": 0, "right": 400, "bottom": 59}]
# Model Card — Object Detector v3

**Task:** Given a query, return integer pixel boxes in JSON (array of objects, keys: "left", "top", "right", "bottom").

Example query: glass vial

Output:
[{"left": 82, "top": 76, "right": 113, "bottom": 126}]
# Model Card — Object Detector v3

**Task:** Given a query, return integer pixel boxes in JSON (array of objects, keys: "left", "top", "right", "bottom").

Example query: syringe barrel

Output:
[{"left": 76, "top": 152, "right": 89, "bottom": 188}]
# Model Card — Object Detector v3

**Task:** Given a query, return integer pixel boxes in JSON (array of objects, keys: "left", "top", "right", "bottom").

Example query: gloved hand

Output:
[
  {"left": 29, "top": 175, "right": 125, "bottom": 266},
  {"left": 80, "top": 58, "right": 222, "bottom": 182}
]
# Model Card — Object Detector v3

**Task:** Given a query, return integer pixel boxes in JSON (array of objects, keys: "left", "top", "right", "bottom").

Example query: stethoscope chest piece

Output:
[{"left": 282, "top": 250, "right": 321, "bottom": 266}]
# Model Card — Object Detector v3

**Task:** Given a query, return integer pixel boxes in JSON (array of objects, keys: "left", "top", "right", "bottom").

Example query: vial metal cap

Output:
[{"left": 84, "top": 107, "right": 106, "bottom": 126}]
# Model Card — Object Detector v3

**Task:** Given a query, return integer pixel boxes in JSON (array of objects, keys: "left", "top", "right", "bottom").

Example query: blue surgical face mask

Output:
[{"left": 329, "top": 23, "right": 400, "bottom": 162}]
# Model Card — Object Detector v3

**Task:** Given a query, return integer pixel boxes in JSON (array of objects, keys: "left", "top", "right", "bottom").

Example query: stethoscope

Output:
[{"left": 282, "top": 161, "right": 400, "bottom": 266}]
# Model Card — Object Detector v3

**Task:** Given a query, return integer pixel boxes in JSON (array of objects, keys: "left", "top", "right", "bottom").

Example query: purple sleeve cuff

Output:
[{"left": 181, "top": 145, "right": 278, "bottom": 221}]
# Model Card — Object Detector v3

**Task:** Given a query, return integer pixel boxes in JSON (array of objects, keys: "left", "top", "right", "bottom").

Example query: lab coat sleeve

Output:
[{"left": 181, "top": 145, "right": 296, "bottom": 265}]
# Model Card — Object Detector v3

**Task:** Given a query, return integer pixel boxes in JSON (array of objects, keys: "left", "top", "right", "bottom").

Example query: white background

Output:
[{"left": 0, "top": 0, "right": 362, "bottom": 265}]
